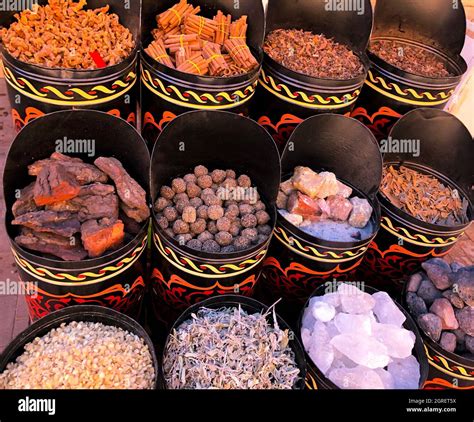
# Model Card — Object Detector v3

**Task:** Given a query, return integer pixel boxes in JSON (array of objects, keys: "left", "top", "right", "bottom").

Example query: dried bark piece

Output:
[
  {"left": 81, "top": 218, "right": 125, "bottom": 258},
  {"left": 119, "top": 211, "right": 143, "bottom": 236},
  {"left": 12, "top": 182, "right": 37, "bottom": 217},
  {"left": 77, "top": 183, "right": 115, "bottom": 197},
  {"left": 34, "top": 163, "right": 81, "bottom": 206},
  {"left": 12, "top": 211, "right": 81, "bottom": 237},
  {"left": 94, "top": 157, "right": 150, "bottom": 223},
  {"left": 15, "top": 228, "right": 87, "bottom": 261}
]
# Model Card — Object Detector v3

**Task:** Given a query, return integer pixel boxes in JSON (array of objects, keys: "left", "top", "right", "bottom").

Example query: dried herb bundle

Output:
[
  {"left": 163, "top": 305, "right": 301, "bottom": 389},
  {"left": 381, "top": 166, "right": 468, "bottom": 226},
  {"left": 263, "top": 29, "right": 364, "bottom": 80},
  {"left": 370, "top": 40, "right": 452, "bottom": 78}
]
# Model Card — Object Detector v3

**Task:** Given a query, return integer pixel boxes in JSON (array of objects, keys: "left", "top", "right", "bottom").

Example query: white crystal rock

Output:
[
  {"left": 388, "top": 355, "right": 421, "bottom": 389},
  {"left": 310, "top": 320, "right": 330, "bottom": 349},
  {"left": 301, "top": 327, "right": 312, "bottom": 350},
  {"left": 312, "top": 301, "right": 336, "bottom": 322},
  {"left": 322, "top": 292, "right": 341, "bottom": 308},
  {"left": 372, "top": 323, "right": 416, "bottom": 359},
  {"left": 333, "top": 349, "right": 357, "bottom": 369},
  {"left": 328, "top": 366, "right": 385, "bottom": 389},
  {"left": 309, "top": 342, "right": 334, "bottom": 376},
  {"left": 334, "top": 312, "right": 372, "bottom": 336},
  {"left": 330, "top": 333, "right": 390, "bottom": 369},
  {"left": 375, "top": 369, "right": 395, "bottom": 389},
  {"left": 326, "top": 320, "right": 340, "bottom": 338},
  {"left": 301, "top": 307, "right": 316, "bottom": 330},
  {"left": 372, "top": 291, "right": 406, "bottom": 327},
  {"left": 338, "top": 284, "right": 376, "bottom": 314}
]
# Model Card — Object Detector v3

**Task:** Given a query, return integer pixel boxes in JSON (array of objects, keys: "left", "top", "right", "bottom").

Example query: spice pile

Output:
[
  {"left": 0, "top": 321, "right": 155, "bottom": 389},
  {"left": 370, "top": 40, "right": 453, "bottom": 78},
  {"left": 406, "top": 259, "right": 473, "bottom": 359},
  {"left": 12, "top": 152, "right": 149, "bottom": 260},
  {"left": 163, "top": 305, "right": 301, "bottom": 389},
  {"left": 145, "top": 0, "right": 258, "bottom": 76},
  {"left": 0, "top": 0, "right": 134, "bottom": 69},
  {"left": 381, "top": 166, "right": 468, "bottom": 226},
  {"left": 302, "top": 283, "right": 421, "bottom": 389},
  {"left": 277, "top": 167, "right": 373, "bottom": 242},
  {"left": 154, "top": 165, "right": 272, "bottom": 253},
  {"left": 264, "top": 29, "right": 364, "bottom": 80}
]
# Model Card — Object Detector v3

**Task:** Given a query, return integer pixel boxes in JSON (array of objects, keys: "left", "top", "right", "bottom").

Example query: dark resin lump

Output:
[{"left": 154, "top": 166, "right": 272, "bottom": 254}]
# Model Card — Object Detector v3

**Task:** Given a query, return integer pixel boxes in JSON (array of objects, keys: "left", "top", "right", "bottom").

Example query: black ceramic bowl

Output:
[
  {"left": 351, "top": 0, "right": 467, "bottom": 140},
  {"left": 360, "top": 108, "right": 473, "bottom": 295},
  {"left": 300, "top": 283, "right": 429, "bottom": 390},
  {"left": 0, "top": 0, "right": 140, "bottom": 131},
  {"left": 260, "top": 114, "right": 382, "bottom": 315},
  {"left": 0, "top": 305, "right": 159, "bottom": 389},
  {"left": 251, "top": 0, "right": 372, "bottom": 151},
  {"left": 3, "top": 110, "right": 150, "bottom": 321},
  {"left": 140, "top": 0, "right": 265, "bottom": 147},
  {"left": 149, "top": 110, "right": 280, "bottom": 326},
  {"left": 162, "top": 294, "right": 307, "bottom": 390}
]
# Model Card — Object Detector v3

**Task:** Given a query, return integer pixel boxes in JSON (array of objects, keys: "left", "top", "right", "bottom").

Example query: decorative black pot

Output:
[
  {"left": 360, "top": 108, "right": 473, "bottom": 295},
  {"left": 162, "top": 294, "right": 307, "bottom": 390},
  {"left": 351, "top": 0, "right": 467, "bottom": 140},
  {"left": 251, "top": 0, "right": 372, "bottom": 151},
  {"left": 260, "top": 114, "right": 382, "bottom": 315},
  {"left": 300, "top": 283, "right": 429, "bottom": 390},
  {"left": 3, "top": 110, "right": 150, "bottom": 321},
  {"left": 0, "top": 305, "right": 159, "bottom": 389},
  {"left": 149, "top": 110, "right": 280, "bottom": 327},
  {"left": 140, "top": 0, "right": 265, "bottom": 147},
  {"left": 0, "top": 0, "right": 140, "bottom": 131}
]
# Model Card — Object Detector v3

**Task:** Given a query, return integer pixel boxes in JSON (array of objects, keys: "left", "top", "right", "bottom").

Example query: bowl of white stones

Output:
[{"left": 299, "top": 282, "right": 429, "bottom": 389}]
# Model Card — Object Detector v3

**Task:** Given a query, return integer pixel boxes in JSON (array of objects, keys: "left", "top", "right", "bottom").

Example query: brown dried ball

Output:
[
  {"left": 216, "top": 217, "right": 231, "bottom": 232},
  {"left": 164, "top": 228, "right": 175, "bottom": 238},
  {"left": 173, "top": 219, "right": 189, "bottom": 235},
  {"left": 211, "top": 169, "right": 226, "bottom": 184},
  {"left": 175, "top": 200, "right": 190, "bottom": 214},
  {"left": 233, "top": 236, "right": 251, "bottom": 251},
  {"left": 182, "top": 206, "right": 197, "bottom": 224},
  {"left": 207, "top": 221, "right": 218, "bottom": 235},
  {"left": 225, "top": 204, "right": 240, "bottom": 220},
  {"left": 258, "top": 224, "right": 273, "bottom": 236},
  {"left": 173, "top": 192, "right": 189, "bottom": 204},
  {"left": 157, "top": 216, "right": 169, "bottom": 230},
  {"left": 237, "top": 174, "right": 252, "bottom": 188},
  {"left": 197, "top": 231, "right": 214, "bottom": 243},
  {"left": 186, "top": 182, "right": 201, "bottom": 199},
  {"left": 163, "top": 206, "right": 179, "bottom": 222},
  {"left": 183, "top": 173, "right": 197, "bottom": 183},
  {"left": 186, "top": 239, "right": 202, "bottom": 251},
  {"left": 201, "top": 188, "right": 214, "bottom": 196},
  {"left": 256, "top": 210, "right": 271, "bottom": 225},
  {"left": 208, "top": 205, "right": 225, "bottom": 221},
  {"left": 202, "top": 193, "right": 222, "bottom": 207},
  {"left": 197, "top": 175, "right": 213, "bottom": 189},
  {"left": 172, "top": 178, "right": 186, "bottom": 194},
  {"left": 222, "top": 178, "right": 237, "bottom": 189},
  {"left": 160, "top": 185, "right": 175, "bottom": 200},
  {"left": 215, "top": 231, "right": 233, "bottom": 247},
  {"left": 241, "top": 228, "right": 258, "bottom": 243},
  {"left": 176, "top": 234, "right": 192, "bottom": 245},
  {"left": 154, "top": 197, "right": 171, "bottom": 212},
  {"left": 189, "top": 197, "right": 203, "bottom": 208},
  {"left": 257, "top": 234, "right": 269, "bottom": 245},
  {"left": 190, "top": 218, "right": 206, "bottom": 235},
  {"left": 226, "top": 169, "right": 236, "bottom": 179},
  {"left": 254, "top": 201, "right": 266, "bottom": 211},
  {"left": 239, "top": 203, "right": 255, "bottom": 216},
  {"left": 194, "top": 165, "right": 208, "bottom": 177},
  {"left": 225, "top": 200, "right": 238, "bottom": 207},
  {"left": 202, "top": 239, "right": 221, "bottom": 253},
  {"left": 241, "top": 214, "right": 257, "bottom": 228},
  {"left": 221, "top": 245, "right": 236, "bottom": 253},
  {"left": 197, "top": 205, "right": 208, "bottom": 220},
  {"left": 229, "top": 220, "right": 241, "bottom": 237}
]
